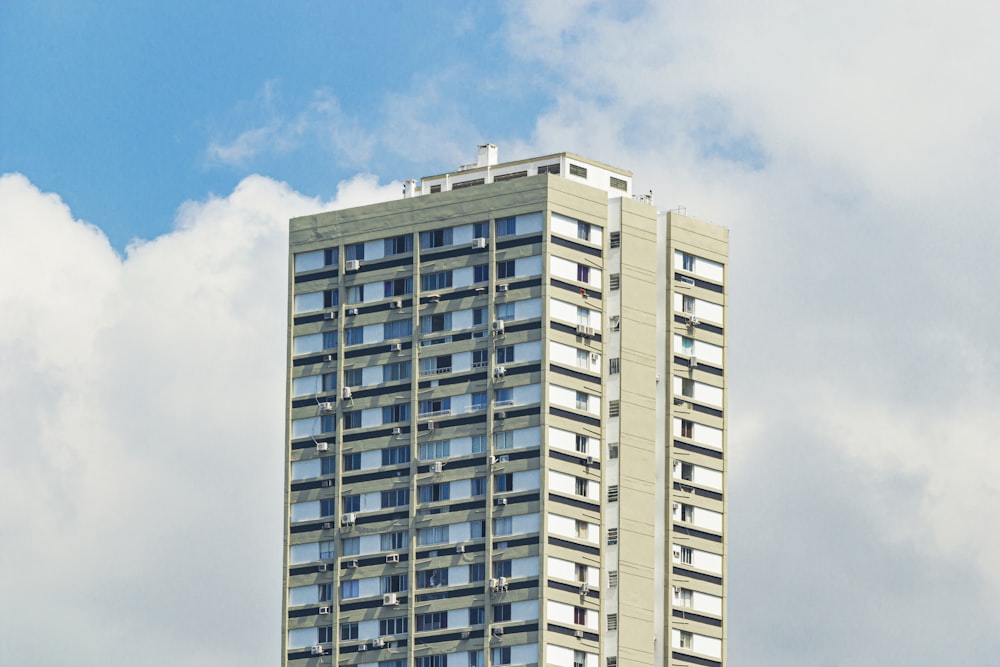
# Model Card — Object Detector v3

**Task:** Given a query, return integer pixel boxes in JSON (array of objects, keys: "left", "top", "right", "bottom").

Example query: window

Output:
[
  {"left": 496, "top": 260, "right": 515, "bottom": 280},
  {"left": 471, "top": 435, "right": 487, "bottom": 453},
  {"left": 321, "top": 457, "right": 336, "bottom": 475},
  {"left": 574, "top": 651, "right": 586, "bottom": 667},
  {"left": 679, "top": 631, "right": 693, "bottom": 649},
  {"left": 472, "top": 392, "right": 488, "bottom": 411},
  {"left": 322, "top": 373, "right": 337, "bottom": 392},
  {"left": 324, "top": 247, "right": 339, "bottom": 266},
  {"left": 494, "top": 473, "right": 514, "bottom": 492},
  {"left": 380, "top": 488, "right": 409, "bottom": 508},
  {"left": 609, "top": 357, "right": 620, "bottom": 374},
  {"left": 418, "top": 439, "right": 450, "bottom": 460},
  {"left": 495, "top": 346, "right": 515, "bottom": 364},
  {"left": 573, "top": 606, "right": 587, "bottom": 625},
  {"left": 680, "top": 252, "right": 695, "bottom": 272},
  {"left": 420, "top": 355, "right": 452, "bottom": 376},
  {"left": 379, "top": 617, "right": 408, "bottom": 635},
  {"left": 417, "top": 525, "right": 449, "bottom": 545},
  {"left": 416, "top": 612, "right": 448, "bottom": 631},
  {"left": 319, "top": 540, "right": 336, "bottom": 560},
  {"left": 318, "top": 626, "right": 333, "bottom": 643},
  {"left": 453, "top": 178, "right": 484, "bottom": 189},
  {"left": 538, "top": 163, "right": 560, "bottom": 175},
  {"left": 492, "top": 604, "right": 511, "bottom": 622},
  {"left": 420, "top": 312, "right": 452, "bottom": 334},
  {"left": 473, "top": 307, "right": 487, "bottom": 327},
  {"left": 678, "top": 504, "right": 694, "bottom": 522},
  {"left": 319, "top": 582, "right": 334, "bottom": 601},
  {"left": 575, "top": 477, "right": 589, "bottom": 497},
  {"left": 680, "top": 336, "right": 695, "bottom": 355},
  {"left": 322, "top": 331, "right": 338, "bottom": 350},
  {"left": 382, "top": 404, "right": 411, "bottom": 424},
  {"left": 576, "top": 306, "right": 590, "bottom": 326},
  {"left": 495, "top": 302, "right": 514, "bottom": 320},
  {"left": 608, "top": 485, "right": 619, "bottom": 502},
  {"left": 607, "top": 528, "right": 619, "bottom": 545},
  {"left": 418, "top": 482, "right": 450, "bottom": 503},
  {"left": 681, "top": 295, "right": 695, "bottom": 314},
  {"left": 429, "top": 184, "right": 441, "bottom": 194},
  {"left": 383, "top": 360, "right": 411, "bottom": 382},
  {"left": 679, "top": 546, "right": 693, "bottom": 564},
  {"left": 676, "top": 587, "right": 693, "bottom": 607},
  {"left": 346, "top": 284, "right": 364, "bottom": 303},
  {"left": 680, "top": 378, "right": 694, "bottom": 397},
  {"left": 342, "top": 495, "right": 360, "bottom": 513},
  {"left": 419, "top": 397, "right": 451, "bottom": 417},
  {"left": 610, "top": 176, "right": 628, "bottom": 191},
  {"left": 495, "top": 216, "right": 516, "bottom": 236},
  {"left": 323, "top": 289, "right": 339, "bottom": 308},
  {"left": 577, "top": 265, "right": 590, "bottom": 283},
  {"left": 341, "top": 537, "right": 360, "bottom": 555},
  {"left": 343, "top": 453, "right": 361, "bottom": 471},
  {"left": 473, "top": 221, "right": 490, "bottom": 239},
  {"left": 421, "top": 271, "right": 453, "bottom": 291},
  {"left": 607, "top": 614, "right": 618, "bottom": 631},
  {"left": 345, "top": 327, "right": 365, "bottom": 346},
  {"left": 417, "top": 568, "right": 448, "bottom": 588},
  {"left": 609, "top": 231, "right": 621, "bottom": 248},
  {"left": 346, "top": 243, "right": 365, "bottom": 261},
  {"left": 494, "top": 431, "right": 513, "bottom": 450},
  {"left": 469, "top": 606, "right": 485, "bottom": 625},
  {"left": 474, "top": 264, "right": 489, "bottom": 283},
  {"left": 469, "top": 563, "right": 486, "bottom": 582},
  {"left": 384, "top": 319, "right": 413, "bottom": 339},
  {"left": 569, "top": 163, "right": 588, "bottom": 178},
  {"left": 680, "top": 462, "right": 694, "bottom": 481},
  {"left": 472, "top": 349, "right": 489, "bottom": 368},
  {"left": 470, "top": 519, "right": 486, "bottom": 538},
  {"left": 341, "top": 580, "right": 359, "bottom": 599},
  {"left": 609, "top": 273, "right": 620, "bottom": 290},
  {"left": 471, "top": 477, "right": 486, "bottom": 496},
  {"left": 384, "top": 278, "right": 413, "bottom": 297},
  {"left": 380, "top": 574, "right": 408, "bottom": 593},
  {"left": 680, "top": 420, "right": 693, "bottom": 438},
  {"left": 492, "top": 647, "right": 511, "bottom": 666},
  {"left": 495, "top": 387, "right": 513, "bottom": 406},
  {"left": 420, "top": 228, "right": 453, "bottom": 249},
  {"left": 381, "top": 530, "right": 408, "bottom": 550},
  {"left": 384, "top": 234, "right": 413, "bottom": 256},
  {"left": 417, "top": 657, "right": 448, "bottom": 667},
  {"left": 575, "top": 391, "right": 589, "bottom": 411},
  {"left": 493, "top": 517, "right": 513, "bottom": 535},
  {"left": 492, "top": 560, "right": 512, "bottom": 578},
  {"left": 341, "top": 621, "right": 359, "bottom": 640},
  {"left": 576, "top": 349, "right": 590, "bottom": 369},
  {"left": 469, "top": 651, "right": 484, "bottom": 667},
  {"left": 320, "top": 499, "right": 335, "bottom": 517},
  {"left": 344, "top": 368, "right": 363, "bottom": 387},
  {"left": 321, "top": 414, "right": 336, "bottom": 433},
  {"left": 575, "top": 563, "right": 589, "bottom": 582},
  {"left": 575, "top": 434, "right": 588, "bottom": 454}
]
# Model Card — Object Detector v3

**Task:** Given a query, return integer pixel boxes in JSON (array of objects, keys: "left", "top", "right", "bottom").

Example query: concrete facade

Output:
[{"left": 283, "top": 150, "right": 728, "bottom": 667}]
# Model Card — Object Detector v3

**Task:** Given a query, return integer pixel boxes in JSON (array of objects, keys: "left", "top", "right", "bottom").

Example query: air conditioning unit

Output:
[
  {"left": 461, "top": 630, "right": 471, "bottom": 639},
  {"left": 498, "top": 455, "right": 510, "bottom": 463},
  {"left": 576, "top": 323, "right": 589, "bottom": 336},
  {"left": 496, "top": 284, "right": 508, "bottom": 292},
  {"left": 347, "top": 307, "right": 359, "bottom": 316},
  {"left": 685, "top": 314, "right": 699, "bottom": 325},
  {"left": 371, "top": 637, "right": 386, "bottom": 648},
  {"left": 495, "top": 411, "right": 507, "bottom": 420},
  {"left": 672, "top": 548, "right": 682, "bottom": 560},
  {"left": 492, "top": 627, "right": 504, "bottom": 637},
  {"left": 492, "top": 320, "right": 505, "bottom": 335},
  {"left": 346, "top": 559, "right": 359, "bottom": 568},
  {"left": 323, "top": 522, "right": 334, "bottom": 530},
  {"left": 318, "top": 563, "right": 328, "bottom": 572},
  {"left": 472, "top": 237, "right": 488, "bottom": 249},
  {"left": 311, "top": 645, "right": 325, "bottom": 656},
  {"left": 489, "top": 577, "right": 499, "bottom": 592},
  {"left": 584, "top": 326, "right": 595, "bottom": 336},
  {"left": 316, "top": 441, "right": 330, "bottom": 452},
  {"left": 322, "top": 479, "right": 334, "bottom": 487},
  {"left": 426, "top": 421, "right": 436, "bottom": 430},
  {"left": 493, "top": 366, "right": 507, "bottom": 378},
  {"left": 590, "top": 352, "right": 600, "bottom": 362},
  {"left": 342, "top": 512, "right": 357, "bottom": 526},
  {"left": 456, "top": 544, "right": 466, "bottom": 553},
  {"left": 428, "top": 294, "right": 441, "bottom": 303},
  {"left": 579, "top": 582, "right": 590, "bottom": 595},
  {"left": 357, "top": 644, "right": 367, "bottom": 652},
  {"left": 318, "top": 402, "right": 335, "bottom": 412},
  {"left": 391, "top": 427, "right": 401, "bottom": 435},
  {"left": 574, "top": 629, "right": 584, "bottom": 639},
  {"left": 391, "top": 300, "right": 402, "bottom": 309},
  {"left": 430, "top": 461, "right": 444, "bottom": 473},
  {"left": 496, "top": 498, "right": 508, "bottom": 506},
  {"left": 319, "top": 606, "right": 330, "bottom": 614},
  {"left": 345, "top": 259, "right": 361, "bottom": 271},
  {"left": 323, "top": 311, "right": 337, "bottom": 320},
  {"left": 498, "top": 577, "right": 508, "bottom": 590},
  {"left": 386, "top": 553, "right": 399, "bottom": 563},
  {"left": 586, "top": 456, "right": 595, "bottom": 466},
  {"left": 382, "top": 592, "right": 399, "bottom": 606},
  {"left": 342, "top": 387, "right": 353, "bottom": 399},
  {"left": 323, "top": 354, "right": 335, "bottom": 362},
  {"left": 390, "top": 342, "right": 402, "bottom": 351},
  {"left": 688, "top": 356, "right": 699, "bottom": 368}
]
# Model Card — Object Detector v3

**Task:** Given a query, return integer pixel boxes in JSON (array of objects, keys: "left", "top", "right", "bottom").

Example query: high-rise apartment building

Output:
[{"left": 283, "top": 147, "right": 728, "bottom": 667}]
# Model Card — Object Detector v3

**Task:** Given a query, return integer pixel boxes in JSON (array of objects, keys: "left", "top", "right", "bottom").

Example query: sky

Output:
[{"left": 1, "top": 1, "right": 999, "bottom": 665}]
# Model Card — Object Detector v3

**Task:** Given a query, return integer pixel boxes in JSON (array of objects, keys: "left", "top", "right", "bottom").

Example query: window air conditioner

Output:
[
  {"left": 456, "top": 544, "right": 466, "bottom": 553},
  {"left": 428, "top": 294, "right": 441, "bottom": 302},
  {"left": 318, "top": 563, "right": 328, "bottom": 572},
  {"left": 590, "top": 352, "right": 599, "bottom": 362},
  {"left": 472, "top": 237, "right": 488, "bottom": 249},
  {"left": 347, "top": 559, "right": 359, "bottom": 568},
  {"left": 493, "top": 366, "right": 507, "bottom": 378},
  {"left": 371, "top": 637, "right": 386, "bottom": 648},
  {"left": 391, "top": 300, "right": 402, "bottom": 309},
  {"left": 496, "top": 498, "right": 508, "bottom": 506},
  {"left": 427, "top": 421, "right": 436, "bottom": 430},
  {"left": 497, "top": 284, "right": 508, "bottom": 292},
  {"left": 323, "top": 354, "right": 335, "bottom": 362},
  {"left": 324, "top": 311, "right": 337, "bottom": 320},
  {"left": 390, "top": 342, "right": 402, "bottom": 351},
  {"left": 318, "top": 402, "right": 334, "bottom": 412},
  {"left": 386, "top": 553, "right": 399, "bottom": 563},
  {"left": 685, "top": 314, "right": 699, "bottom": 326},
  {"left": 347, "top": 308, "right": 359, "bottom": 316},
  {"left": 689, "top": 356, "right": 699, "bottom": 368},
  {"left": 311, "top": 646, "right": 325, "bottom": 656},
  {"left": 323, "top": 522, "right": 334, "bottom": 530},
  {"left": 495, "top": 412, "right": 507, "bottom": 420},
  {"left": 342, "top": 387, "right": 353, "bottom": 399},
  {"left": 316, "top": 441, "right": 330, "bottom": 452},
  {"left": 358, "top": 644, "right": 367, "bottom": 652},
  {"left": 345, "top": 259, "right": 361, "bottom": 271},
  {"left": 461, "top": 630, "right": 471, "bottom": 639},
  {"left": 319, "top": 606, "right": 330, "bottom": 614},
  {"left": 382, "top": 592, "right": 399, "bottom": 606},
  {"left": 576, "top": 324, "right": 589, "bottom": 336},
  {"left": 392, "top": 427, "right": 402, "bottom": 435},
  {"left": 672, "top": 548, "right": 682, "bottom": 560},
  {"left": 584, "top": 326, "right": 595, "bottom": 336},
  {"left": 574, "top": 629, "right": 584, "bottom": 639},
  {"left": 579, "top": 582, "right": 590, "bottom": 595},
  {"left": 430, "top": 461, "right": 444, "bottom": 473},
  {"left": 498, "top": 455, "right": 510, "bottom": 463},
  {"left": 322, "top": 479, "right": 334, "bottom": 488},
  {"left": 342, "top": 512, "right": 357, "bottom": 526}
]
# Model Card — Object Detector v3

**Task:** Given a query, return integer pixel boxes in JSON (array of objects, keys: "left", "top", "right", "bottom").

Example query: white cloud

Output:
[{"left": 0, "top": 172, "right": 401, "bottom": 667}]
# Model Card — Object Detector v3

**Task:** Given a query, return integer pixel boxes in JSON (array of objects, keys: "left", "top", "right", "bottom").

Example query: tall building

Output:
[{"left": 283, "top": 147, "right": 728, "bottom": 667}]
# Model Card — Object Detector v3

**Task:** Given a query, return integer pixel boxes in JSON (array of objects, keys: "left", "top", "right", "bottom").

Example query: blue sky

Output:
[{"left": 3, "top": 2, "right": 1000, "bottom": 666}]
